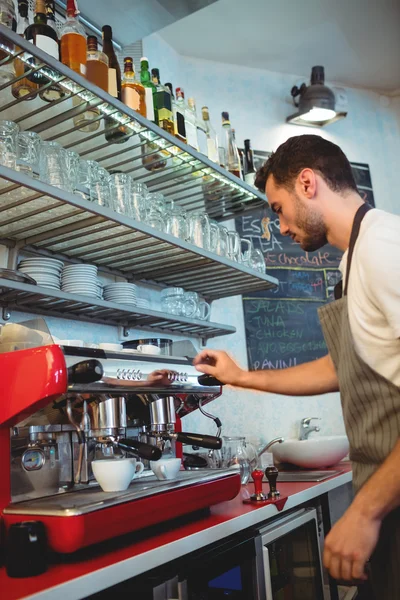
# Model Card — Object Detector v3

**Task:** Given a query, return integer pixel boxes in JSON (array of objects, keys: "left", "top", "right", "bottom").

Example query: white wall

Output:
[{"left": 142, "top": 33, "right": 400, "bottom": 448}]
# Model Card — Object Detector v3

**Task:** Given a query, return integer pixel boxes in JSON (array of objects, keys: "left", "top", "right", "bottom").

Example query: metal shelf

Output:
[
  {"left": 0, "top": 25, "right": 269, "bottom": 222},
  {"left": 0, "top": 167, "right": 279, "bottom": 300},
  {"left": 0, "top": 278, "right": 236, "bottom": 339}
]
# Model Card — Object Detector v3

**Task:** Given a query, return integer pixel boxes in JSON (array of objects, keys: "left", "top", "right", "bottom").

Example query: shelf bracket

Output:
[{"left": 2, "top": 306, "right": 11, "bottom": 321}]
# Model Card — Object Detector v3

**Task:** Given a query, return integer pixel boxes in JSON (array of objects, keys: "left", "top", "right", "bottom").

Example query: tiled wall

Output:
[{"left": 1, "top": 33, "right": 399, "bottom": 453}]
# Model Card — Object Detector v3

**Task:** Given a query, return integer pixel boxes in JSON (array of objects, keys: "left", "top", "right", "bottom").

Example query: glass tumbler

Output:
[
  {"left": 160, "top": 287, "right": 185, "bottom": 315},
  {"left": 227, "top": 230, "right": 241, "bottom": 262},
  {"left": 145, "top": 192, "right": 166, "bottom": 231},
  {"left": 75, "top": 159, "right": 91, "bottom": 200},
  {"left": 131, "top": 182, "right": 147, "bottom": 221},
  {"left": 16, "top": 131, "right": 41, "bottom": 178},
  {"left": 39, "top": 141, "right": 65, "bottom": 188},
  {"left": 183, "top": 291, "right": 211, "bottom": 321},
  {"left": 187, "top": 212, "right": 211, "bottom": 250},
  {"left": 89, "top": 162, "right": 111, "bottom": 208},
  {"left": 166, "top": 202, "right": 188, "bottom": 240},
  {"left": 217, "top": 224, "right": 229, "bottom": 257},
  {"left": 109, "top": 172, "right": 133, "bottom": 216},
  {"left": 0, "top": 120, "right": 18, "bottom": 170},
  {"left": 240, "top": 238, "right": 253, "bottom": 267},
  {"left": 63, "top": 149, "right": 80, "bottom": 193},
  {"left": 250, "top": 248, "right": 266, "bottom": 273},
  {"left": 221, "top": 436, "right": 258, "bottom": 485}
]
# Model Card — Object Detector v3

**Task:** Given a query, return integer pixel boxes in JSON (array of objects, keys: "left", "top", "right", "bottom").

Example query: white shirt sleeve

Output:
[{"left": 361, "top": 224, "right": 400, "bottom": 338}]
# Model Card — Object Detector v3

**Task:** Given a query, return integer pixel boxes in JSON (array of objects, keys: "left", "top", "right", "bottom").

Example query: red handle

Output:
[{"left": 252, "top": 469, "right": 264, "bottom": 495}]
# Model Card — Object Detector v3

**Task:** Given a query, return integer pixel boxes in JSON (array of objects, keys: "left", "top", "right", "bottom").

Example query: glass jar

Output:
[{"left": 221, "top": 436, "right": 258, "bottom": 485}]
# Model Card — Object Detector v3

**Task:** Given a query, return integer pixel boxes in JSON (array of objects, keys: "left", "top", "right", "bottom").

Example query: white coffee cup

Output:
[
  {"left": 98, "top": 342, "right": 123, "bottom": 351},
  {"left": 150, "top": 457, "right": 181, "bottom": 481},
  {"left": 137, "top": 344, "right": 161, "bottom": 355},
  {"left": 91, "top": 457, "right": 144, "bottom": 492}
]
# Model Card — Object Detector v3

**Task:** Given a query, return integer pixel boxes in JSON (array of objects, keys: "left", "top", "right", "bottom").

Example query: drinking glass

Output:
[
  {"left": 183, "top": 291, "right": 211, "bottom": 321},
  {"left": 0, "top": 120, "right": 18, "bottom": 170},
  {"left": 145, "top": 192, "right": 166, "bottom": 231},
  {"left": 63, "top": 149, "right": 80, "bottom": 193},
  {"left": 16, "top": 131, "right": 41, "bottom": 178},
  {"left": 109, "top": 172, "right": 133, "bottom": 216},
  {"left": 160, "top": 287, "right": 185, "bottom": 315},
  {"left": 89, "top": 163, "right": 111, "bottom": 208},
  {"left": 131, "top": 182, "right": 147, "bottom": 221},
  {"left": 240, "top": 238, "right": 253, "bottom": 267},
  {"left": 75, "top": 159, "right": 91, "bottom": 200},
  {"left": 187, "top": 212, "right": 211, "bottom": 250},
  {"left": 227, "top": 230, "right": 241, "bottom": 262},
  {"left": 250, "top": 248, "right": 266, "bottom": 273},
  {"left": 166, "top": 201, "right": 188, "bottom": 240},
  {"left": 221, "top": 436, "right": 258, "bottom": 485},
  {"left": 217, "top": 224, "right": 229, "bottom": 257},
  {"left": 39, "top": 141, "right": 65, "bottom": 188}
]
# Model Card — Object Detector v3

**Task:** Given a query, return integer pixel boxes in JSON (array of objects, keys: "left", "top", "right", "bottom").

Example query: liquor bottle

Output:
[
  {"left": 231, "top": 128, "right": 243, "bottom": 179},
  {"left": 102, "top": 25, "right": 128, "bottom": 144},
  {"left": 25, "top": 0, "right": 59, "bottom": 85},
  {"left": 185, "top": 97, "right": 199, "bottom": 151},
  {"left": 140, "top": 57, "right": 156, "bottom": 122},
  {"left": 74, "top": 35, "right": 108, "bottom": 132},
  {"left": 0, "top": 0, "right": 17, "bottom": 84},
  {"left": 121, "top": 57, "right": 146, "bottom": 117},
  {"left": 11, "top": 0, "right": 38, "bottom": 100},
  {"left": 166, "top": 85, "right": 186, "bottom": 144},
  {"left": 201, "top": 106, "right": 218, "bottom": 163},
  {"left": 39, "top": 0, "right": 65, "bottom": 102},
  {"left": 60, "top": 0, "right": 86, "bottom": 76},
  {"left": 219, "top": 112, "right": 242, "bottom": 178},
  {"left": 151, "top": 67, "right": 174, "bottom": 135},
  {"left": 243, "top": 138, "right": 256, "bottom": 186}
]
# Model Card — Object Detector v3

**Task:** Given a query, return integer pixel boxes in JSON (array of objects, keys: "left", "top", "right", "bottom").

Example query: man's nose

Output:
[{"left": 279, "top": 216, "right": 290, "bottom": 236}]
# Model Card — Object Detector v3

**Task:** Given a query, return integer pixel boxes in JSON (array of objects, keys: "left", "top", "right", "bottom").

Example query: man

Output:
[{"left": 194, "top": 135, "right": 400, "bottom": 599}]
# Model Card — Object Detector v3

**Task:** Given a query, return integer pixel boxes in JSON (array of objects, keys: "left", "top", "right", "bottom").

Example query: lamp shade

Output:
[{"left": 287, "top": 66, "right": 347, "bottom": 127}]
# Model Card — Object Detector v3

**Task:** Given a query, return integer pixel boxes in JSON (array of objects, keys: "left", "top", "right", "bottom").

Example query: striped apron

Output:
[{"left": 318, "top": 203, "right": 400, "bottom": 598}]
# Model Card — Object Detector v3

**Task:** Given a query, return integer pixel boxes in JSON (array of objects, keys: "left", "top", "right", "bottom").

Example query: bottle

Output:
[
  {"left": 60, "top": 0, "right": 86, "bottom": 76},
  {"left": 232, "top": 129, "right": 243, "bottom": 179},
  {"left": 151, "top": 68, "right": 174, "bottom": 135},
  {"left": 25, "top": 0, "right": 59, "bottom": 84},
  {"left": 185, "top": 97, "right": 199, "bottom": 151},
  {"left": 12, "top": 0, "right": 38, "bottom": 100},
  {"left": 171, "top": 87, "right": 186, "bottom": 143},
  {"left": 102, "top": 25, "right": 127, "bottom": 144},
  {"left": 0, "top": 0, "right": 17, "bottom": 83},
  {"left": 121, "top": 57, "right": 146, "bottom": 117},
  {"left": 219, "top": 112, "right": 242, "bottom": 178},
  {"left": 74, "top": 35, "right": 108, "bottom": 132},
  {"left": 140, "top": 57, "right": 156, "bottom": 122},
  {"left": 201, "top": 106, "right": 218, "bottom": 163},
  {"left": 39, "top": 0, "right": 65, "bottom": 102},
  {"left": 243, "top": 138, "right": 256, "bottom": 186}
]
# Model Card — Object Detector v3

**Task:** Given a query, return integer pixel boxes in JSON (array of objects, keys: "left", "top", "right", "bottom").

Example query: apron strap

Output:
[{"left": 334, "top": 203, "right": 372, "bottom": 299}]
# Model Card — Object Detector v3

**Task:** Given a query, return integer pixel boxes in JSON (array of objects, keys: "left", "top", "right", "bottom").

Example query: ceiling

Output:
[{"left": 155, "top": 0, "right": 400, "bottom": 93}]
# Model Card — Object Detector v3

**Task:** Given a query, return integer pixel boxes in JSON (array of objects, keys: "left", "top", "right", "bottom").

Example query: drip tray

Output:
[{"left": 274, "top": 470, "right": 341, "bottom": 482}]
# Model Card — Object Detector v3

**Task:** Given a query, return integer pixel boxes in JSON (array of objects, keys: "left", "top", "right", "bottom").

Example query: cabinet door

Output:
[{"left": 260, "top": 509, "right": 325, "bottom": 600}]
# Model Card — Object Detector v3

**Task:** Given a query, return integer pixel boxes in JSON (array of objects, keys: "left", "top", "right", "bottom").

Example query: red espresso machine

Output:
[{"left": 0, "top": 343, "right": 240, "bottom": 554}]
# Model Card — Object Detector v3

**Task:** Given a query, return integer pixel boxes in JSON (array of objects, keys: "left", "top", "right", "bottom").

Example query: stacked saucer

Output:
[
  {"left": 18, "top": 257, "right": 63, "bottom": 289},
  {"left": 61, "top": 264, "right": 100, "bottom": 298},
  {"left": 103, "top": 283, "right": 137, "bottom": 305},
  {"left": 136, "top": 298, "right": 150, "bottom": 310}
]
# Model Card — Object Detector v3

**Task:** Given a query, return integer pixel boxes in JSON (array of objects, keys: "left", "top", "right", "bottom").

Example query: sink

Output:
[{"left": 271, "top": 436, "right": 349, "bottom": 468}]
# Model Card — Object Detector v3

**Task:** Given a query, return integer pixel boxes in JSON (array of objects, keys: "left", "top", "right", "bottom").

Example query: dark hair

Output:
[{"left": 254, "top": 135, "right": 358, "bottom": 195}]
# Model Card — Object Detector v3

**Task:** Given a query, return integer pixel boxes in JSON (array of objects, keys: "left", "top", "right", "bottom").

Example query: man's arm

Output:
[
  {"left": 324, "top": 439, "right": 400, "bottom": 581},
  {"left": 193, "top": 349, "right": 339, "bottom": 395}
]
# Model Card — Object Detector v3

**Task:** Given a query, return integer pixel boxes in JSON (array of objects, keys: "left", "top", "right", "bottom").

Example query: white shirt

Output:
[{"left": 339, "top": 208, "right": 400, "bottom": 386}]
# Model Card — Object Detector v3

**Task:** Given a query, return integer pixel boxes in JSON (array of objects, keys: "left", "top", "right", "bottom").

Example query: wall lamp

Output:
[{"left": 286, "top": 66, "right": 347, "bottom": 127}]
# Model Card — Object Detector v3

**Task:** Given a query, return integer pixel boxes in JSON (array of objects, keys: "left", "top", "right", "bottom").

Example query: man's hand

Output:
[
  {"left": 193, "top": 349, "right": 244, "bottom": 386},
  {"left": 323, "top": 504, "right": 381, "bottom": 582}
]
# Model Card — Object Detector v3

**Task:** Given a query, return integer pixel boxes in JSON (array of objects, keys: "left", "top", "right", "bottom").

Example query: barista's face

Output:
[{"left": 265, "top": 173, "right": 328, "bottom": 252}]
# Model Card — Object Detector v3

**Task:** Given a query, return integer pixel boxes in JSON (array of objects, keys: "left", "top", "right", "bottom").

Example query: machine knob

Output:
[
  {"left": 136, "top": 370, "right": 142, "bottom": 380},
  {"left": 121, "top": 369, "right": 128, "bottom": 380},
  {"left": 116, "top": 368, "right": 121, "bottom": 379}
]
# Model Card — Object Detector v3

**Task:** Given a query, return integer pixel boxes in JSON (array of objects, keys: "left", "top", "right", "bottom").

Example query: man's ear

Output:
[{"left": 297, "top": 168, "right": 317, "bottom": 199}]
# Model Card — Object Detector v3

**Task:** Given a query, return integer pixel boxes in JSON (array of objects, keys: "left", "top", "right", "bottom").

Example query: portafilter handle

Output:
[
  {"left": 197, "top": 374, "right": 225, "bottom": 387},
  {"left": 67, "top": 360, "right": 104, "bottom": 384},
  {"left": 171, "top": 432, "right": 222, "bottom": 450},
  {"left": 116, "top": 438, "right": 162, "bottom": 461}
]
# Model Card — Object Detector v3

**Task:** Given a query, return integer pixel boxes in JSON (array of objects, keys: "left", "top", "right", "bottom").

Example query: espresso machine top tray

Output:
[{"left": 4, "top": 469, "right": 236, "bottom": 517}]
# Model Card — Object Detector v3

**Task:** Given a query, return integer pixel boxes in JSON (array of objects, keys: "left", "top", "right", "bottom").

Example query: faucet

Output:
[
  {"left": 299, "top": 417, "right": 321, "bottom": 440},
  {"left": 257, "top": 436, "right": 284, "bottom": 458}
]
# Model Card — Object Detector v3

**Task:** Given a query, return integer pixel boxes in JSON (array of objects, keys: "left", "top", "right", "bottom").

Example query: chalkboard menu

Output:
[{"left": 236, "top": 162, "right": 375, "bottom": 370}]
